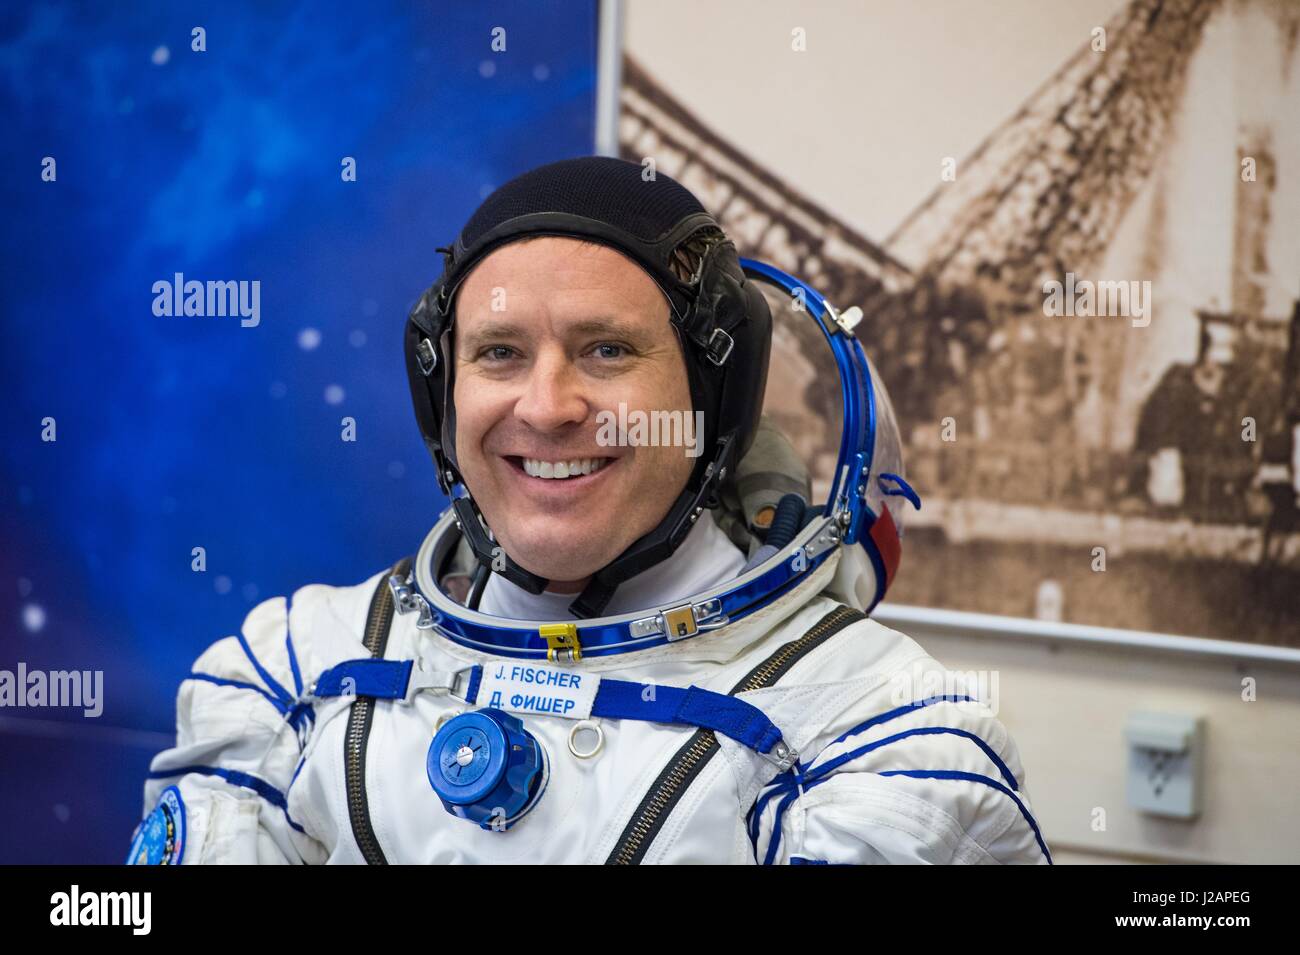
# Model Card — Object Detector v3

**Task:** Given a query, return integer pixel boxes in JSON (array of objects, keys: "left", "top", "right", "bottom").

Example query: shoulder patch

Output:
[{"left": 126, "top": 785, "right": 186, "bottom": 865}]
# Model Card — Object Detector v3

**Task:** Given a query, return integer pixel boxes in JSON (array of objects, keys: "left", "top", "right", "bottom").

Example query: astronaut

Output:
[{"left": 129, "top": 157, "right": 1051, "bottom": 865}]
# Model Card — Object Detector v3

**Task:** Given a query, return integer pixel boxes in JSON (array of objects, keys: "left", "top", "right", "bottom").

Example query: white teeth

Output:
[{"left": 521, "top": 457, "right": 609, "bottom": 479}]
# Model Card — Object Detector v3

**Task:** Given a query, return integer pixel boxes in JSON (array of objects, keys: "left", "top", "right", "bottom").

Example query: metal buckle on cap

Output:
[
  {"left": 415, "top": 338, "right": 438, "bottom": 376},
  {"left": 705, "top": 328, "right": 734, "bottom": 366}
]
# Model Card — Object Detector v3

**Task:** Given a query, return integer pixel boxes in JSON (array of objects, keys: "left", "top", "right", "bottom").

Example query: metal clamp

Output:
[
  {"left": 629, "top": 598, "right": 728, "bottom": 642},
  {"left": 662, "top": 605, "right": 698, "bottom": 640},
  {"left": 760, "top": 740, "right": 799, "bottom": 773},
  {"left": 389, "top": 573, "right": 436, "bottom": 629},
  {"left": 823, "top": 300, "right": 863, "bottom": 337},
  {"left": 540, "top": 622, "right": 582, "bottom": 662},
  {"left": 403, "top": 661, "right": 473, "bottom": 705},
  {"left": 801, "top": 518, "right": 842, "bottom": 562}
]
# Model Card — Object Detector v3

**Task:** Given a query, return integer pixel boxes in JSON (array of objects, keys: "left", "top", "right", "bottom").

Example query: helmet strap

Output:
[
  {"left": 567, "top": 434, "right": 734, "bottom": 618},
  {"left": 450, "top": 496, "right": 548, "bottom": 595}
]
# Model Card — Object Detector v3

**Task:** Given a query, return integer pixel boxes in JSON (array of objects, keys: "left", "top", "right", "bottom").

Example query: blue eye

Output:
[
  {"left": 484, "top": 346, "right": 514, "bottom": 361},
  {"left": 594, "top": 343, "right": 624, "bottom": 359}
]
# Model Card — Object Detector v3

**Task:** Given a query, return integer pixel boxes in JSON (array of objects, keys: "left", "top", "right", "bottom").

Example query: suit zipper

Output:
[
  {"left": 605, "top": 603, "right": 864, "bottom": 864},
  {"left": 344, "top": 556, "right": 411, "bottom": 865}
]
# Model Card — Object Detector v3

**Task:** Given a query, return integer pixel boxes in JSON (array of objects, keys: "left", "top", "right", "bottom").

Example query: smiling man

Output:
[
  {"left": 133, "top": 157, "right": 1050, "bottom": 865},
  {"left": 450, "top": 237, "right": 705, "bottom": 599}
]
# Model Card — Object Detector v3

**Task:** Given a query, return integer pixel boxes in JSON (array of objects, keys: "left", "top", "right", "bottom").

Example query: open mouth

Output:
[{"left": 505, "top": 456, "right": 615, "bottom": 481}]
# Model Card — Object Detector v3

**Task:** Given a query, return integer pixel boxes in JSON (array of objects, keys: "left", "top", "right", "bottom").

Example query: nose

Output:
[{"left": 513, "top": 349, "right": 589, "bottom": 433}]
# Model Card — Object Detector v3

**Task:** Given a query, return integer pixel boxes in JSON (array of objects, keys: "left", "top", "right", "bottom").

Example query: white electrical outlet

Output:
[{"left": 1125, "top": 711, "right": 1204, "bottom": 819}]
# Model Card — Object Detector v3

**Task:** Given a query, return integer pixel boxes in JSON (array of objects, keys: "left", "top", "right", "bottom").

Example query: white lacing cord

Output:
[
  {"left": 791, "top": 774, "right": 811, "bottom": 862},
  {"left": 252, "top": 686, "right": 362, "bottom": 780}
]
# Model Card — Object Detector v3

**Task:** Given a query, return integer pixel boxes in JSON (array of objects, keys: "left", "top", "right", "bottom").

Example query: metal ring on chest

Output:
[{"left": 568, "top": 719, "right": 605, "bottom": 759}]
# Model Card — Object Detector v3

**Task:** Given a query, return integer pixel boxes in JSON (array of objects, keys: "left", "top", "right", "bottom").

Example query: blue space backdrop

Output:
[{"left": 0, "top": 0, "right": 599, "bottom": 862}]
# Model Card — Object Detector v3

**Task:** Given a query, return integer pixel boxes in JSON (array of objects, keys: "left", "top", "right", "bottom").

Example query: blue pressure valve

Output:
[{"left": 426, "top": 708, "right": 547, "bottom": 831}]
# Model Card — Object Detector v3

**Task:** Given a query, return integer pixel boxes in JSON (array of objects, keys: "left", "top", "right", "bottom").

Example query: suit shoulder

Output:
[{"left": 190, "top": 561, "right": 401, "bottom": 693}]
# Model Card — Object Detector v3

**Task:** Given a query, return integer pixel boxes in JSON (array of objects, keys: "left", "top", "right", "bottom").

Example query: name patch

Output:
[{"left": 476, "top": 663, "right": 599, "bottom": 719}]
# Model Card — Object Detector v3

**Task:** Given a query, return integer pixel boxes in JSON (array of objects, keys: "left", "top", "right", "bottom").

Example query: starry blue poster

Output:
[{"left": 0, "top": 0, "right": 600, "bottom": 863}]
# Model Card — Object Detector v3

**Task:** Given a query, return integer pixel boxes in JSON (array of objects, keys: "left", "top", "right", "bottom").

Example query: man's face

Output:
[{"left": 452, "top": 237, "right": 696, "bottom": 591}]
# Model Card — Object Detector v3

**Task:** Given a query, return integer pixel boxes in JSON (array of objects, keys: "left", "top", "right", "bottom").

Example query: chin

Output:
[
  {"left": 496, "top": 523, "right": 617, "bottom": 584},
  {"left": 511, "top": 548, "right": 607, "bottom": 586}
]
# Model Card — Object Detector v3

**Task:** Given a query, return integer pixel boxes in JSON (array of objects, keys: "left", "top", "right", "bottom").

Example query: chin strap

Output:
[
  {"left": 451, "top": 497, "right": 548, "bottom": 595},
  {"left": 567, "top": 435, "right": 735, "bottom": 619}
]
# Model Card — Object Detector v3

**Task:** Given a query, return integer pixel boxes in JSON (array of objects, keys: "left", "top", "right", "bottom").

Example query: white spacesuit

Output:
[
  {"left": 135, "top": 516, "right": 1049, "bottom": 864},
  {"left": 130, "top": 157, "right": 1050, "bottom": 865}
]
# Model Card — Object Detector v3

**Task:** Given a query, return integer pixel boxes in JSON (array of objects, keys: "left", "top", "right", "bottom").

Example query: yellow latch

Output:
[
  {"left": 662, "top": 605, "right": 698, "bottom": 640},
  {"left": 540, "top": 622, "right": 582, "bottom": 662}
]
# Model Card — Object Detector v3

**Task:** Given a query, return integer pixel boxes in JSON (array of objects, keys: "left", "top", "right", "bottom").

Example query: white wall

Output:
[{"left": 875, "top": 605, "right": 1300, "bottom": 864}]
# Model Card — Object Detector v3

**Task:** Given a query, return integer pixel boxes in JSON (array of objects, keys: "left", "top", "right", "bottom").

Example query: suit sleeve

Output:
[
  {"left": 128, "top": 594, "right": 329, "bottom": 865},
  {"left": 749, "top": 691, "right": 1051, "bottom": 865}
]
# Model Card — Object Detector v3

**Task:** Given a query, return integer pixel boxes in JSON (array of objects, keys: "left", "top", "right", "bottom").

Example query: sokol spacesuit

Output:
[{"left": 130, "top": 158, "right": 1050, "bottom": 865}]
